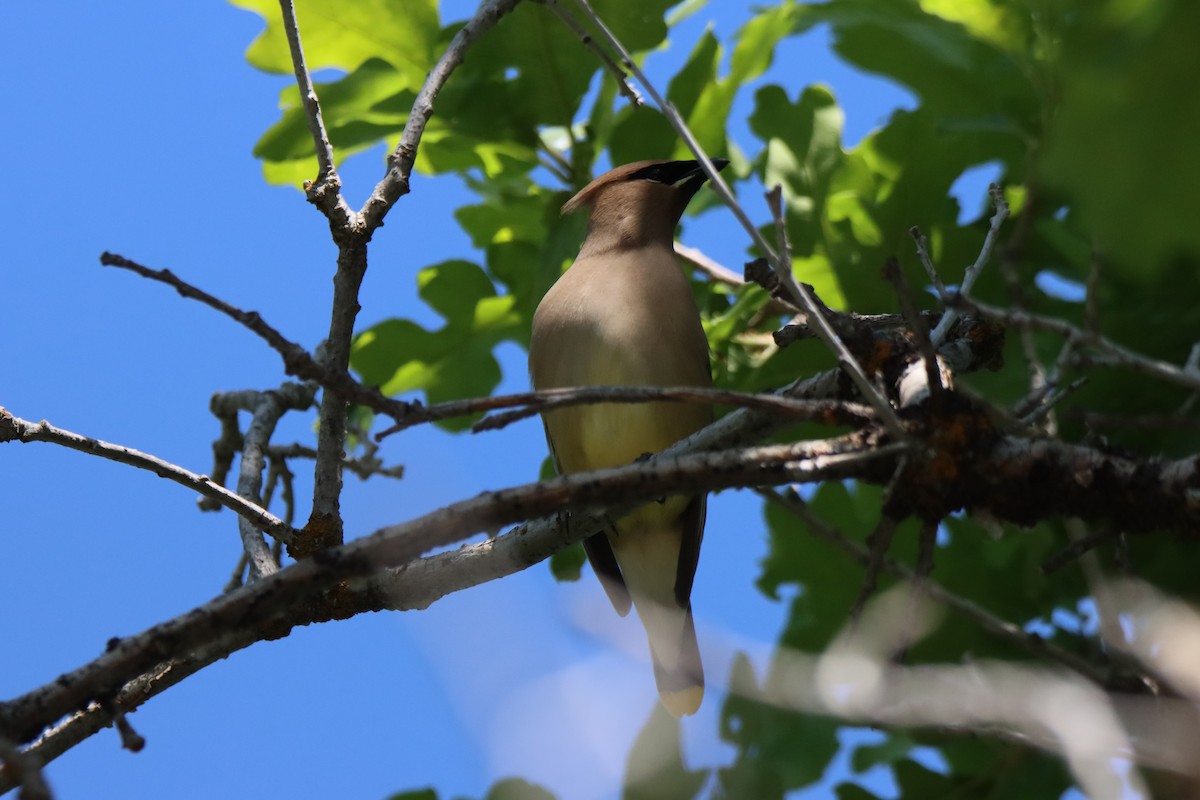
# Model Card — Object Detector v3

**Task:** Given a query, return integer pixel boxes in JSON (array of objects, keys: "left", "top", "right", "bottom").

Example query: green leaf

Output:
[
  {"left": 350, "top": 261, "right": 522, "bottom": 430},
  {"left": 750, "top": 83, "right": 849, "bottom": 308},
  {"left": 484, "top": 778, "right": 556, "bottom": 800},
  {"left": 549, "top": 543, "right": 586, "bottom": 583},
  {"left": 623, "top": 706, "right": 708, "bottom": 800},
  {"left": 850, "top": 732, "right": 914, "bottom": 772},
  {"left": 794, "top": 0, "right": 1038, "bottom": 131},
  {"left": 1043, "top": 0, "right": 1200, "bottom": 273},
  {"left": 230, "top": 0, "right": 439, "bottom": 78}
]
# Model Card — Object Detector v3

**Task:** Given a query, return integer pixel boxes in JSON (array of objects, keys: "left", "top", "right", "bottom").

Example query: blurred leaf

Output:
[
  {"left": 386, "top": 790, "right": 439, "bottom": 800},
  {"left": 623, "top": 706, "right": 708, "bottom": 800},
  {"left": 834, "top": 784, "right": 882, "bottom": 800},
  {"left": 851, "top": 732, "right": 914, "bottom": 772},
  {"left": 719, "top": 653, "right": 840, "bottom": 798},
  {"left": 484, "top": 778, "right": 556, "bottom": 800},
  {"left": 549, "top": 543, "right": 586, "bottom": 583},
  {"left": 1043, "top": 0, "right": 1200, "bottom": 273},
  {"left": 794, "top": 0, "right": 1038, "bottom": 131}
]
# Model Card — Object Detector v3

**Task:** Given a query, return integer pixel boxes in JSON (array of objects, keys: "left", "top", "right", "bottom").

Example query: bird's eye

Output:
[{"left": 631, "top": 165, "right": 669, "bottom": 184}]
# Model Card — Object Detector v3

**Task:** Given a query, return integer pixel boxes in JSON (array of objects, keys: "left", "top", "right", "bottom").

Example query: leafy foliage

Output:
[{"left": 237, "top": 0, "right": 1200, "bottom": 796}]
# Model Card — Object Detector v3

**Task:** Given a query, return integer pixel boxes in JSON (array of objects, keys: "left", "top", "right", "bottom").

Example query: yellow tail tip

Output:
[{"left": 660, "top": 685, "right": 703, "bottom": 717}]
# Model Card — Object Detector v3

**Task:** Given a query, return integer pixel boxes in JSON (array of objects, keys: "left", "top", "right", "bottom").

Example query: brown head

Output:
[{"left": 563, "top": 159, "right": 729, "bottom": 253}]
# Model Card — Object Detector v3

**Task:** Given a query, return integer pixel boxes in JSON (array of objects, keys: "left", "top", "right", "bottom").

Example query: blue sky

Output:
[{"left": 0, "top": 2, "right": 926, "bottom": 798}]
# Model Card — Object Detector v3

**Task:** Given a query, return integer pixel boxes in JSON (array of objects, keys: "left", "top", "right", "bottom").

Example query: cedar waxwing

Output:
[{"left": 529, "top": 158, "right": 727, "bottom": 717}]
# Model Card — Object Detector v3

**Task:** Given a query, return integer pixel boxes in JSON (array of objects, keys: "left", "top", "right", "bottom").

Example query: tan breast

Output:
[{"left": 530, "top": 246, "right": 711, "bottom": 474}]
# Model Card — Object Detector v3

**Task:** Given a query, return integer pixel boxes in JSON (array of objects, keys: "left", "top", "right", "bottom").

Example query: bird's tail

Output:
[{"left": 648, "top": 604, "right": 704, "bottom": 717}]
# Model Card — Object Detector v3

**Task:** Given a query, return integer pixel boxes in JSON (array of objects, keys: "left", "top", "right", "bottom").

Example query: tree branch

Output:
[
  {"left": 0, "top": 409, "right": 297, "bottom": 545},
  {"left": 0, "top": 432, "right": 901, "bottom": 748}
]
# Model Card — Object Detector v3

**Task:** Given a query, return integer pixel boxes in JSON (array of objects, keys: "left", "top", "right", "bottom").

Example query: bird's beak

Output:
[{"left": 675, "top": 158, "right": 729, "bottom": 195}]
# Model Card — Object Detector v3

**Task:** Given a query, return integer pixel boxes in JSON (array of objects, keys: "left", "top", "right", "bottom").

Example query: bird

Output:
[{"left": 528, "top": 158, "right": 727, "bottom": 717}]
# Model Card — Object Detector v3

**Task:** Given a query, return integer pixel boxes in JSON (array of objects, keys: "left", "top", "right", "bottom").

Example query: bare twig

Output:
[
  {"left": 568, "top": 0, "right": 908, "bottom": 442},
  {"left": 674, "top": 241, "right": 799, "bottom": 319},
  {"left": 540, "top": 0, "right": 642, "bottom": 106},
  {"left": 107, "top": 706, "right": 144, "bottom": 753},
  {"left": 1071, "top": 410, "right": 1200, "bottom": 434},
  {"left": 882, "top": 257, "right": 945, "bottom": 403},
  {"left": 851, "top": 456, "right": 910, "bottom": 617},
  {"left": 376, "top": 384, "right": 874, "bottom": 439},
  {"left": 198, "top": 397, "right": 244, "bottom": 512},
  {"left": 1085, "top": 254, "right": 1102, "bottom": 334},
  {"left": 948, "top": 293, "right": 1200, "bottom": 393},
  {"left": 99, "top": 253, "right": 415, "bottom": 422},
  {"left": 360, "top": 0, "right": 525, "bottom": 232},
  {"left": 851, "top": 516, "right": 898, "bottom": 619},
  {"left": 266, "top": 442, "right": 406, "bottom": 480},
  {"left": 0, "top": 736, "right": 53, "bottom": 800},
  {"left": 1019, "top": 377, "right": 1087, "bottom": 429},
  {"left": 929, "top": 183, "right": 1010, "bottom": 345},
  {"left": 910, "top": 226, "right": 947, "bottom": 299},
  {"left": 1042, "top": 525, "right": 1124, "bottom": 575},
  {"left": 0, "top": 410, "right": 296, "bottom": 545},
  {"left": 275, "top": 0, "right": 354, "bottom": 224},
  {"left": 235, "top": 388, "right": 315, "bottom": 578}
]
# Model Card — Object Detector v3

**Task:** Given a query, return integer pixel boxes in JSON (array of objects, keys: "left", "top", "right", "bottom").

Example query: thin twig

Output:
[
  {"left": 910, "top": 226, "right": 947, "bottom": 299},
  {"left": 996, "top": 181, "right": 1045, "bottom": 402},
  {"left": 568, "top": 0, "right": 908, "bottom": 442},
  {"left": 540, "top": 0, "right": 642, "bottom": 106},
  {"left": 198, "top": 397, "right": 244, "bottom": 512},
  {"left": 360, "top": 0, "right": 524, "bottom": 232},
  {"left": 266, "top": 443, "right": 406, "bottom": 480},
  {"left": 1085, "top": 254, "right": 1102, "bottom": 334},
  {"left": 1071, "top": 410, "right": 1200, "bottom": 434},
  {"left": 1020, "top": 377, "right": 1087, "bottom": 429},
  {"left": 882, "top": 257, "right": 945, "bottom": 402},
  {"left": 851, "top": 516, "right": 898, "bottom": 619},
  {"left": 949, "top": 293, "right": 1200, "bottom": 393},
  {"left": 537, "top": 153, "right": 572, "bottom": 184},
  {"left": 375, "top": 384, "right": 873, "bottom": 439},
  {"left": 537, "top": 134, "right": 574, "bottom": 177},
  {"left": 0, "top": 736, "right": 53, "bottom": 800},
  {"left": 1042, "top": 526, "right": 1124, "bottom": 575},
  {"left": 0, "top": 410, "right": 296, "bottom": 545},
  {"left": 275, "top": 0, "right": 353, "bottom": 224},
  {"left": 929, "top": 183, "right": 1010, "bottom": 345},
  {"left": 236, "top": 390, "right": 308, "bottom": 578},
  {"left": 99, "top": 253, "right": 414, "bottom": 421},
  {"left": 851, "top": 456, "right": 909, "bottom": 617}
]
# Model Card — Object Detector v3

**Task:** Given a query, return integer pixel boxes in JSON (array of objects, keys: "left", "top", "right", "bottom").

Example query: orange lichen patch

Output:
[
  {"left": 860, "top": 338, "right": 896, "bottom": 375},
  {"left": 289, "top": 513, "right": 343, "bottom": 559}
]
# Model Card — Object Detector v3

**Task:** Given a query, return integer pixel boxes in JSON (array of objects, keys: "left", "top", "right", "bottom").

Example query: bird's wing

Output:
[
  {"left": 543, "top": 417, "right": 633, "bottom": 617},
  {"left": 582, "top": 533, "right": 632, "bottom": 616},
  {"left": 674, "top": 495, "right": 706, "bottom": 608}
]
